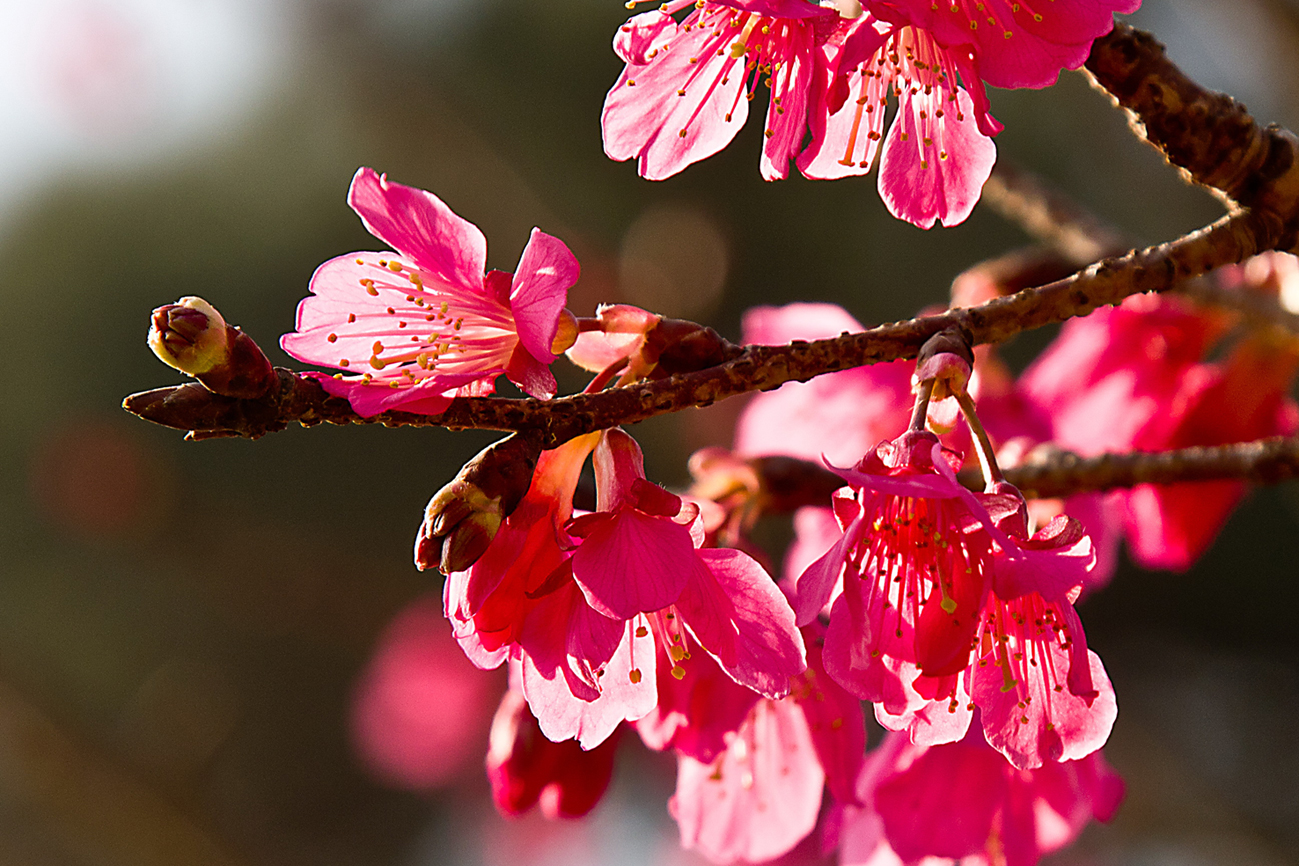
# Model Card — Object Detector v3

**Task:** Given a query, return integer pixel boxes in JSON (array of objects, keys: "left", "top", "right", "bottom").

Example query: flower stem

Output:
[
  {"left": 909, "top": 378, "right": 935, "bottom": 432},
  {"left": 583, "top": 357, "right": 629, "bottom": 394},
  {"left": 955, "top": 390, "right": 1004, "bottom": 490}
]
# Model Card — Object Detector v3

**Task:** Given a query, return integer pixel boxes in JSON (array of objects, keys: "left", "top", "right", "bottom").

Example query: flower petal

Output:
[{"left": 346, "top": 167, "right": 487, "bottom": 291}]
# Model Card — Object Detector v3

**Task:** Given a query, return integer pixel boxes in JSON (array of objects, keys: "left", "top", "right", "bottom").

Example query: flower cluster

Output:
[
  {"left": 602, "top": 0, "right": 1139, "bottom": 227},
  {"left": 256, "top": 117, "right": 1290, "bottom": 862}
]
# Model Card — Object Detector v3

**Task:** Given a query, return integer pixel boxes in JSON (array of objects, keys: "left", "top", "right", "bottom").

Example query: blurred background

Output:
[{"left": 1, "top": 0, "right": 1298, "bottom": 863}]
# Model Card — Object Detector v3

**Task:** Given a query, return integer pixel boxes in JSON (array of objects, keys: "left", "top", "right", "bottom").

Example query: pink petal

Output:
[
  {"left": 510, "top": 227, "right": 579, "bottom": 364},
  {"left": 878, "top": 87, "right": 996, "bottom": 229},
  {"left": 570, "top": 508, "right": 696, "bottom": 619},
  {"left": 796, "top": 630, "right": 866, "bottom": 804},
  {"left": 791, "top": 511, "right": 861, "bottom": 626},
  {"left": 613, "top": 9, "right": 676, "bottom": 64},
  {"left": 692, "top": 548, "right": 808, "bottom": 698},
  {"left": 873, "top": 735, "right": 1009, "bottom": 861},
  {"left": 520, "top": 621, "right": 658, "bottom": 750},
  {"left": 601, "top": 15, "right": 749, "bottom": 180},
  {"left": 346, "top": 167, "right": 487, "bottom": 291},
  {"left": 634, "top": 647, "right": 761, "bottom": 763},
  {"left": 670, "top": 699, "right": 825, "bottom": 864},
  {"left": 975, "top": 646, "right": 1117, "bottom": 770},
  {"left": 759, "top": 17, "right": 816, "bottom": 181}
]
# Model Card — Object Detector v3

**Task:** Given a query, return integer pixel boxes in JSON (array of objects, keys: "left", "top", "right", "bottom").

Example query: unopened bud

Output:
[
  {"left": 415, "top": 433, "right": 543, "bottom": 573},
  {"left": 149, "top": 297, "right": 228, "bottom": 375},
  {"left": 147, "top": 297, "right": 277, "bottom": 399}
]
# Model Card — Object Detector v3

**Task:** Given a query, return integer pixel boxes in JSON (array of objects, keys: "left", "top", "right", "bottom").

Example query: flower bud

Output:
[
  {"left": 415, "top": 433, "right": 543, "bottom": 573},
  {"left": 147, "top": 296, "right": 278, "bottom": 399},
  {"left": 149, "top": 297, "right": 228, "bottom": 375}
]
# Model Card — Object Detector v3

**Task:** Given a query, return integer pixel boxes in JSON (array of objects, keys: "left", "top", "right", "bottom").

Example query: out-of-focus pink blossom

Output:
[
  {"left": 1020, "top": 293, "right": 1223, "bottom": 460},
  {"left": 1020, "top": 286, "right": 1299, "bottom": 571},
  {"left": 486, "top": 689, "right": 619, "bottom": 819},
  {"left": 282, "top": 167, "right": 578, "bottom": 417},
  {"left": 670, "top": 627, "right": 865, "bottom": 864},
  {"left": 839, "top": 726, "right": 1124, "bottom": 866},
  {"left": 602, "top": 0, "right": 835, "bottom": 182},
  {"left": 735, "top": 303, "right": 916, "bottom": 467},
  {"left": 351, "top": 596, "right": 501, "bottom": 790}
]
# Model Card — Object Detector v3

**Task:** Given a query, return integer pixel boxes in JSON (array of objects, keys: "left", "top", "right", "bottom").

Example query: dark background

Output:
[{"left": 1, "top": 0, "right": 1297, "bottom": 863}]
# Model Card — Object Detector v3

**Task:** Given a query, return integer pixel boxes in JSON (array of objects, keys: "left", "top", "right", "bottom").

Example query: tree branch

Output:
[{"left": 125, "top": 26, "right": 1299, "bottom": 449}]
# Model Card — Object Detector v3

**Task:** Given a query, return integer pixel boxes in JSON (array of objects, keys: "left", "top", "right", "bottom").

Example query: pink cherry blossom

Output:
[
  {"left": 601, "top": 0, "right": 835, "bottom": 182},
  {"left": 795, "top": 431, "right": 997, "bottom": 698},
  {"left": 866, "top": 0, "right": 1142, "bottom": 90},
  {"left": 281, "top": 167, "right": 578, "bottom": 417},
  {"left": 486, "top": 688, "right": 619, "bottom": 819},
  {"left": 1120, "top": 323, "right": 1299, "bottom": 570},
  {"left": 839, "top": 726, "right": 1124, "bottom": 866},
  {"left": 516, "top": 429, "right": 807, "bottom": 748},
  {"left": 797, "top": 12, "right": 1000, "bottom": 227},
  {"left": 670, "top": 627, "right": 865, "bottom": 864},
  {"left": 1018, "top": 288, "right": 1299, "bottom": 571},
  {"left": 350, "top": 595, "right": 502, "bottom": 790},
  {"left": 444, "top": 432, "right": 601, "bottom": 670}
]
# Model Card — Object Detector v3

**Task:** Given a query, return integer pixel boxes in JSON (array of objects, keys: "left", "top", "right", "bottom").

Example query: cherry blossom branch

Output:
[
  {"left": 730, "top": 438, "right": 1299, "bottom": 513},
  {"left": 124, "top": 25, "right": 1299, "bottom": 448},
  {"left": 980, "top": 163, "right": 1299, "bottom": 340},
  {"left": 999, "top": 437, "right": 1299, "bottom": 497},
  {"left": 122, "top": 210, "right": 1272, "bottom": 446}
]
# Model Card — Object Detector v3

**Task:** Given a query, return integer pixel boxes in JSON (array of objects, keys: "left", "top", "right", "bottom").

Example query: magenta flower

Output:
[
  {"left": 670, "top": 627, "right": 866, "bottom": 864},
  {"left": 795, "top": 430, "right": 998, "bottom": 697},
  {"left": 1120, "top": 331, "right": 1299, "bottom": 570},
  {"left": 443, "top": 432, "right": 601, "bottom": 671},
  {"left": 1018, "top": 288, "right": 1299, "bottom": 571},
  {"left": 602, "top": 0, "right": 834, "bottom": 182},
  {"left": 794, "top": 431, "right": 1113, "bottom": 768},
  {"left": 797, "top": 12, "right": 1000, "bottom": 227},
  {"left": 281, "top": 167, "right": 578, "bottom": 417},
  {"left": 486, "top": 688, "right": 619, "bottom": 819},
  {"left": 839, "top": 726, "right": 1124, "bottom": 866},
  {"left": 867, "top": 0, "right": 1142, "bottom": 90},
  {"left": 516, "top": 429, "right": 807, "bottom": 747}
]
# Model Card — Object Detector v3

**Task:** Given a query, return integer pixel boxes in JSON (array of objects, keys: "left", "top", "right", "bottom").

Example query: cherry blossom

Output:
[
  {"left": 602, "top": 0, "right": 835, "bottom": 181},
  {"left": 486, "top": 689, "right": 619, "bottom": 819},
  {"left": 281, "top": 167, "right": 578, "bottom": 416},
  {"left": 839, "top": 725, "right": 1124, "bottom": 866},
  {"left": 669, "top": 627, "right": 865, "bottom": 864}
]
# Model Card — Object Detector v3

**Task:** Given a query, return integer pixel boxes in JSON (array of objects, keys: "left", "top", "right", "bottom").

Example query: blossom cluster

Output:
[
  {"left": 602, "top": 0, "right": 1139, "bottom": 227},
  {"left": 250, "top": 147, "right": 1299, "bottom": 863}
]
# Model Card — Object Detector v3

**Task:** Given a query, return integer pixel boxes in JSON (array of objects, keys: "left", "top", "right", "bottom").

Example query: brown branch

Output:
[
  {"left": 123, "top": 211, "right": 1273, "bottom": 446},
  {"left": 981, "top": 162, "right": 1129, "bottom": 267},
  {"left": 125, "top": 26, "right": 1299, "bottom": 448},
  {"left": 731, "top": 439, "right": 1299, "bottom": 513},
  {"left": 1084, "top": 22, "right": 1299, "bottom": 237},
  {"left": 998, "top": 437, "right": 1299, "bottom": 497}
]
